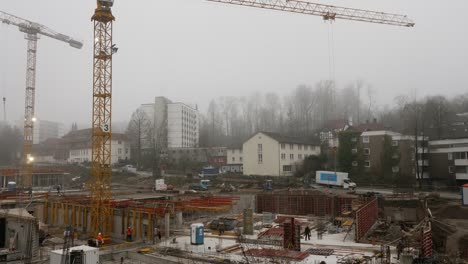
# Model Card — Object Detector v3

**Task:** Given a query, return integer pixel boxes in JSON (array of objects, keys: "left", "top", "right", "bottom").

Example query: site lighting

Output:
[{"left": 32, "top": 117, "right": 37, "bottom": 122}]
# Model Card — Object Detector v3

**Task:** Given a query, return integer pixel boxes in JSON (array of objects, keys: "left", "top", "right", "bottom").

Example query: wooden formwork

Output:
[
  {"left": 355, "top": 198, "right": 379, "bottom": 242},
  {"left": 255, "top": 191, "right": 353, "bottom": 216}
]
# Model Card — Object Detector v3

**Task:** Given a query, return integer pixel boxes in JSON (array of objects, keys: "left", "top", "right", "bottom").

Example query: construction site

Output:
[
  {"left": 1, "top": 0, "right": 468, "bottom": 263},
  {"left": 1, "top": 175, "right": 467, "bottom": 264}
]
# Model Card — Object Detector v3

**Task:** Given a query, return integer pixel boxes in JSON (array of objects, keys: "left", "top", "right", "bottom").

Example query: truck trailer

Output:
[{"left": 315, "top": 171, "right": 356, "bottom": 190}]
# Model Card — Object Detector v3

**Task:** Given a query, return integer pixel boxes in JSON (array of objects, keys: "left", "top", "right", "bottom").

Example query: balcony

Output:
[
  {"left": 455, "top": 159, "right": 468, "bottom": 166},
  {"left": 415, "top": 172, "right": 430, "bottom": 179},
  {"left": 456, "top": 173, "right": 468, "bottom": 180},
  {"left": 417, "top": 160, "right": 429, "bottom": 166}
]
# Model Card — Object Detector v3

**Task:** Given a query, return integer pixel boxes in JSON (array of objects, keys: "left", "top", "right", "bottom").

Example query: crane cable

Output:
[{"left": 326, "top": 20, "right": 336, "bottom": 84}]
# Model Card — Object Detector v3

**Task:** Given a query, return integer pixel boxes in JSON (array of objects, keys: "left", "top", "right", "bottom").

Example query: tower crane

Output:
[
  {"left": 0, "top": 11, "right": 83, "bottom": 191},
  {"left": 89, "top": 0, "right": 115, "bottom": 235},
  {"left": 206, "top": 0, "right": 414, "bottom": 27},
  {"left": 87, "top": 0, "right": 413, "bottom": 238}
]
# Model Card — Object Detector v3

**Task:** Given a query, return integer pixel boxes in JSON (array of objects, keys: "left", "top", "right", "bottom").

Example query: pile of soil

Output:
[{"left": 434, "top": 205, "right": 468, "bottom": 219}]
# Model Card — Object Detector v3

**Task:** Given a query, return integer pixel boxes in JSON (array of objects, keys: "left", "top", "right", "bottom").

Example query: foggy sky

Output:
[{"left": 1, "top": 0, "right": 467, "bottom": 129}]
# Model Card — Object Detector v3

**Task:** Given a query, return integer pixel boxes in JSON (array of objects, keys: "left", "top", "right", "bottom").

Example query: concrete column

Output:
[
  {"left": 165, "top": 213, "right": 170, "bottom": 239},
  {"left": 176, "top": 211, "right": 183, "bottom": 229}
]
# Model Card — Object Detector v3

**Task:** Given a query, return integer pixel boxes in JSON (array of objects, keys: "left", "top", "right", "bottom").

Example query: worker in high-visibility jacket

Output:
[
  {"left": 97, "top": 233, "right": 104, "bottom": 247},
  {"left": 126, "top": 227, "right": 132, "bottom": 242}
]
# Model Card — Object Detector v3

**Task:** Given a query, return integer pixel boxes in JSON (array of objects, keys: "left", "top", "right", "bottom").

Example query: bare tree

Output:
[{"left": 126, "top": 109, "right": 151, "bottom": 169}]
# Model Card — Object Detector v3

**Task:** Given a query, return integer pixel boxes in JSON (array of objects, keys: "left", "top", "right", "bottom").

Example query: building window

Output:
[
  {"left": 232, "top": 150, "right": 235, "bottom": 154},
  {"left": 304, "top": 145, "right": 308, "bottom": 150},
  {"left": 281, "top": 144, "right": 285, "bottom": 149},
  {"left": 240, "top": 157, "right": 243, "bottom": 162},
  {"left": 290, "top": 154, "right": 294, "bottom": 160},
  {"left": 298, "top": 154, "right": 302, "bottom": 159},
  {"left": 258, "top": 154, "right": 263, "bottom": 164},
  {"left": 125, "top": 148, "right": 129, "bottom": 154},
  {"left": 281, "top": 153, "right": 286, "bottom": 160},
  {"left": 364, "top": 148, "right": 370, "bottom": 155},
  {"left": 298, "top": 145, "right": 302, "bottom": 150},
  {"left": 351, "top": 137, "right": 357, "bottom": 142},
  {"left": 364, "top": 161, "right": 371, "bottom": 167},
  {"left": 232, "top": 157, "right": 235, "bottom": 162},
  {"left": 351, "top": 148, "right": 358, "bottom": 154},
  {"left": 118, "top": 148, "right": 122, "bottom": 154},
  {"left": 283, "top": 165, "right": 292, "bottom": 172},
  {"left": 290, "top": 144, "right": 294, "bottom": 150},
  {"left": 449, "top": 166, "right": 454, "bottom": 173},
  {"left": 392, "top": 140, "right": 399, "bottom": 147},
  {"left": 352, "top": 161, "right": 358, "bottom": 167},
  {"left": 392, "top": 166, "right": 400, "bottom": 173},
  {"left": 448, "top": 153, "right": 453, "bottom": 160},
  {"left": 258, "top": 144, "right": 263, "bottom": 152},
  {"left": 362, "top": 136, "right": 369, "bottom": 143}
]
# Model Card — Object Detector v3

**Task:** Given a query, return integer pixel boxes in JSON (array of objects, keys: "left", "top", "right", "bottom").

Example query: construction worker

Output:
[
  {"left": 97, "top": 233, "right": 104, "bottom": 247},
  {"left": 126, "top": 227, "right": 132, "bottom": 242},
  {"left": 304, "top": 226, "right": 311, "bottom": 241},
  {"left": 396, "top": 239, "right": 404, "bottom": 260}
]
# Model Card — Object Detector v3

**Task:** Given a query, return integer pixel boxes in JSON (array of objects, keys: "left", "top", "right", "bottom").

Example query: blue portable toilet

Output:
[{"left": 190, "top": 223, "right": 204, "bottom": 245}]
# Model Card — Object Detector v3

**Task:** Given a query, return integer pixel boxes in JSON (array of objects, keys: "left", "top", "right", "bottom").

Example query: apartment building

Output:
[
  {"left": 167, "top": 102, "right": 199, "bottom": 148},
  {"left": 243, "top": 132, "right": 321, "bottom": 177},
  {"left": 68, "top": 132, "right": 130, "bottom": 165},
  {"left": 15, "top": 119, "right": 65, "bottom": 144},
  {"left": 345, "top": 130, "right": 429, "bottom": 181},
  {"left": 134, "top": 96, "right": 199, "bottom": 149},
  {"left": 223, "top": 146, "right": 243, "bottom": 173},
  {"left": 428, "top": 138, "right": 468, "bottom": 185}
]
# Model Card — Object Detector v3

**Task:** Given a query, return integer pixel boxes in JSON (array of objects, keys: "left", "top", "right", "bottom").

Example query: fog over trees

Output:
[{"left": 197, "top": 79, "right": 468, "bottom": 147}]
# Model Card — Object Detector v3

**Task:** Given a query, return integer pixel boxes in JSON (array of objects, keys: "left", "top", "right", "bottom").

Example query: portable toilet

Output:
[
  {"left": 462, "top": 184, "right": 468, "bottom": 206},
  {"left": 190, "top": 223, "right": 204, "bottom": 245}
]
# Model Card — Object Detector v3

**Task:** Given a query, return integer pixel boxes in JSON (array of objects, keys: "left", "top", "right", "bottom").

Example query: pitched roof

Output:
[{"left": 259, "top": 131, "right": 320, "bottom": 145}]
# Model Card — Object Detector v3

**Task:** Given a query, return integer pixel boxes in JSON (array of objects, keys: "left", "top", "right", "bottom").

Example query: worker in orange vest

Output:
[
  {"left": 97, "top": 233, "right": 104, "bottom": 247},
  {"left": 126, "top": 227, "right": 132, "bottom": 242}
]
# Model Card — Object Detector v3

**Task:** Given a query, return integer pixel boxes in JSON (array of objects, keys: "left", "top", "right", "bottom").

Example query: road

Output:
[{"left": 356, "top": 187, "right": 461, "bottom": 200}]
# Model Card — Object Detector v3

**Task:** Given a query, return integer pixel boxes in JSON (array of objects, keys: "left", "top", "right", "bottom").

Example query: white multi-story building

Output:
[
  {"left": 68, "top": 133, "right": 130, "bottom": 164},
  {"left": 134, "top": 97, "right": 199, "bottom": 149},
  {"left": 15, "top": 119, "right": 65, "bottom": 144},
  {"left": 167, "top": 102, "right": 199, "bottom": 148},
  {"left": 227, "top": 147, "right": 243, "bottom": 165},
  {"left": 243, "top": 132, "right": 321, "bottom": 176}
]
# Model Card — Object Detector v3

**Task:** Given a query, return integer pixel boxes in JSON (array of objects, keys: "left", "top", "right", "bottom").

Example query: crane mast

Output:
[
  {"left": 90, "top": 0, "right": 114, "bottom": 235},
  {"left": 0, "top": 11, "right": 82, "bottom": 193},
  {"left": 206, "top": 0, "right": 414, "bottom": 27}
]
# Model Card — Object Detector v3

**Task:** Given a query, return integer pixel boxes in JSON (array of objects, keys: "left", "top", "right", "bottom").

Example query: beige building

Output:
[
  {"left": 227, "top": 147, "right": 243, "bottom": 165},
  {"left": 243, "top": 132, "right": 321, "bottom": 177}
]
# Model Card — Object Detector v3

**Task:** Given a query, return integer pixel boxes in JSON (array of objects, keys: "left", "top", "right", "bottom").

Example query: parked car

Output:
[{"left": 121, "top": 165, "right": 137, "bottom": 173}]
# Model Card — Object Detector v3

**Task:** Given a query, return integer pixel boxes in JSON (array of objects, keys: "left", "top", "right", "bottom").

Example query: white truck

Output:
[{"left": 315, "top": 171, "right": 356, "bottom": 190}]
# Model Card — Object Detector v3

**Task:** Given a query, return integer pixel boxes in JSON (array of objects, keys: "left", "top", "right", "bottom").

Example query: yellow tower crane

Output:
[
  {"left": 89, "top": 0, "right": 115, "bottom": 235},
  {"left": 0, "top": 11, "right": 83, "bottom": 193},
  {"left": 87, "top": 0, "right": 413, "bottom": 237}
]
